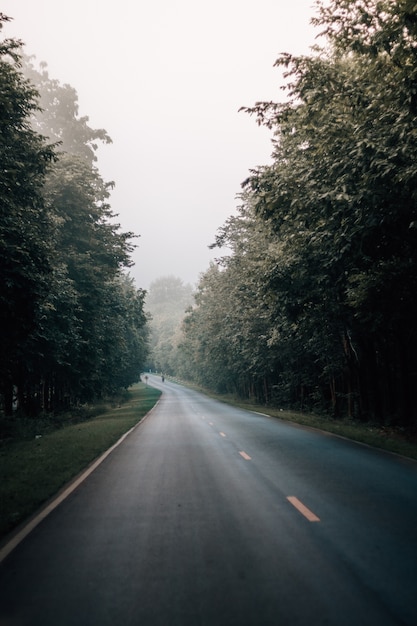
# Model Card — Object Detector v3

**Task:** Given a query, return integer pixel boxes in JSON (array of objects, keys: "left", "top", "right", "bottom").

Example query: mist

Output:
[{"left": 1, "top": 0, "right": 317, "bottom": 288}]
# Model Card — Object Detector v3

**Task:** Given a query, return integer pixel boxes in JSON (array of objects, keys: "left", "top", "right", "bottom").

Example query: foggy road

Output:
[{"left": 1, "top": 376, "right": 417, "bottom": 625}]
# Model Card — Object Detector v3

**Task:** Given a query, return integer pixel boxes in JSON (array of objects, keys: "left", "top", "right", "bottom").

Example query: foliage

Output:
[
  {"left": 0, "top": 18, "right": 148, "bottom": 417},
  {"left": 178, "top": 0, "right": 417, "bottom": 431},
  {"left": 0, "top": 15, "right": 56, "bottom": 413},
  {"left": 23, "top": 54, "right": 111, "bottom": 164},
  {"left": 145, "top": 276, "right": 194, "bottom": 374}
]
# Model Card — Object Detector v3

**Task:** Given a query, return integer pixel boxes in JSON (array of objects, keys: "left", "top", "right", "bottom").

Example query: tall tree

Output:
[
  {"left": 0, "top": 14, "right": 56, "bottom": 414},
  {"left": 1, "top": 24, "right": 148, "bottom": 414},
  {"left": 180, "top": 0, "right": 417, "bottom": 429},
  {"left": 145, "top": 276, "right": 193, "bottom": 375},
  {"left": 22, "top": 55, "right": 111, "bottom": 164}
]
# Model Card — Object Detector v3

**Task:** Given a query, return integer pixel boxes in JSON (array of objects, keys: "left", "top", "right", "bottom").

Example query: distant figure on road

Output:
[{"left": 161, "top": 375, "right": 165, "bottom": 382}]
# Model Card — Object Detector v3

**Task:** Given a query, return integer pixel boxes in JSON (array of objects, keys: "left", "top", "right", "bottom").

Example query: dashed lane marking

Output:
[
  {"left": 287, "top": 496, "right": 320, "bottom": 522},
  {"left": 239, "top": 451, "right": 252, "bottom": 461}
]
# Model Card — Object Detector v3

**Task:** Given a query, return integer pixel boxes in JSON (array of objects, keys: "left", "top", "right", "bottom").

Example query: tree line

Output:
[
  {"left": 176, "top": 0, "right": 417, "bottom": 432},
  {"left": 0, "top": 14, "right": 148, "bottom": 416},
  {"left": 145, "top": 276, "right": 194, "bottom": 375}
]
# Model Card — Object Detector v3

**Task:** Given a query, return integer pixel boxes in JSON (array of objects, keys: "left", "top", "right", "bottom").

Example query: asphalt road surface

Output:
[{"left": 1, "top": 375, "right": 416, "bottom": 625}]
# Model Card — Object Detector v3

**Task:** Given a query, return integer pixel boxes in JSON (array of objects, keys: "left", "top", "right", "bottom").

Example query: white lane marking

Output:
[
  {"left": 287, "top": 496, "right": 320, "bottom": 522},
  {"left": 209, "top": 422, "right": 214, "bottom": 426},
  {"left": 219, "top": 432, "right": 226, "bottom": 437},
  {"left": 239, "top": 451, "right": 252, "bottom": 461}
]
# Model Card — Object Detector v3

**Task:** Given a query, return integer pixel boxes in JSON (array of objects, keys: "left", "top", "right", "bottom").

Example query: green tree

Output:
[
  {"left": 36, "top": 153, "right": 138, "bottom": 405},
  {"left": 0, "top": 15, "right": 56, "bottom": 414},
  {"left": 0, "top": 23, "right": 148, "bottom": 415},
  {"left": 178, "top": 198, "right": 280, "bottom": 400},
  {"left": 22, "top": 55, "right": 111, "bottom": 164},
  {"left": 23, "top": 54, "right": 150, "bottom": 409},
  {"left": 181, "top": 0, "right": 417, "bottom": 429},
  {"left": 145, "top": 276, "right": 193, "bottom": 375}
]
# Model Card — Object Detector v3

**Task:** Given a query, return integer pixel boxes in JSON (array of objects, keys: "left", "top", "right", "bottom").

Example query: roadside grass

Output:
[
  {"left": 250, "top": 405, "right": 417, "bottom": 461},
  {"left": 2, "top": 375, "right": 416, "bottom": 544},
  {"left": 0, "top": 383, "right": 161, "bottom": 540},
  {"left": 168, "top": 377, "right": 417, "bottom": 462}
]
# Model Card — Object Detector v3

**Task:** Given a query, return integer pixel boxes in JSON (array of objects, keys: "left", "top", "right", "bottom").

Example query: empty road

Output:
[{"left": 1, "top": 375, "right": 416, "bottom": 625}]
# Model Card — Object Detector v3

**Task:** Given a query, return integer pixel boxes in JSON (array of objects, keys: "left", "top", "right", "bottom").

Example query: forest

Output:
[
  {"left": 172, "top": 0, "right": 417, "bottom": 432},
  {"left": 2, "top": 0, "right": 417, "bottom": 437},
  {"left": 0, "top": 13, "right": 148, "bottom": 416}
]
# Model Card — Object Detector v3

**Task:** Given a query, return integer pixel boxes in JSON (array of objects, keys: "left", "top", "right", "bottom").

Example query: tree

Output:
[
  {"left": 145, "top": 276, "right": 194, "bottom": 374},
  {"left": 22, "top": 55, "right": 111, "bottom": 164},
  {"left": 0, "top": 23, "right": 148, "bottom": 415},
  {"left": 178, "top": 198, "right": 280, "bottom": 399},
  {"left": 180, "top": 0, "right": 417, "bottom": 429},
  {"left": 34, "top": 153, "right": 139, "bottom": 406},
  {"left": 0, "top": 14, "right": 56, "bottom": 414}
]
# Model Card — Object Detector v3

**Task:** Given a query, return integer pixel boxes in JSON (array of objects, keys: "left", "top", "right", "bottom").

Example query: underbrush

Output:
[{"left": 0, "top": 391, "right": 130, "bottom": 444}]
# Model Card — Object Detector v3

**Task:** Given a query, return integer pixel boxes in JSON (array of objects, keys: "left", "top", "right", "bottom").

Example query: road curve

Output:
[{"left": 0, "top": 375, "right": 416, "bottom": 625}]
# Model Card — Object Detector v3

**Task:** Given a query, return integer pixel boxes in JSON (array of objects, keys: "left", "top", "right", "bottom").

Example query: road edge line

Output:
[{"left": 0, "top": 397, "right": 161, "bottom": 564}]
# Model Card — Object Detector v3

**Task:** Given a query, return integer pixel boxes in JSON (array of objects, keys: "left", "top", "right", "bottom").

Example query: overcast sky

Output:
[{"left": 2, "top": 0, "right": 318, "bottom": 289}]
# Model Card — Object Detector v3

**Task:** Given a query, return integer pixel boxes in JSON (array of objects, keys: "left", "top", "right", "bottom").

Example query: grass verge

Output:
[
  {"left": 0, "top": 383, "right": 161, "bottom": 541},
  {"left": 169, "top": 377, "right": 417, "bottom": 462}
]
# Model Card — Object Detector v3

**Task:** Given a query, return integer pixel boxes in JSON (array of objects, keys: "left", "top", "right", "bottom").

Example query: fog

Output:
[{"left": 2, "top": 0, "right": 317, "bottom": 289}]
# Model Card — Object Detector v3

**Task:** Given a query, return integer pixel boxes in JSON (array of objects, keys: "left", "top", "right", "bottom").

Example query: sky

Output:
[{"left": 2, "top": 0, "right": 318, "bottom": 290}]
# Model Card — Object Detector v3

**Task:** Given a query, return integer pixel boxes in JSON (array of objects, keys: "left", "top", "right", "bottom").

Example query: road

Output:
[{"left": 0, "top": 375, "right": 416, "bottom": 625}]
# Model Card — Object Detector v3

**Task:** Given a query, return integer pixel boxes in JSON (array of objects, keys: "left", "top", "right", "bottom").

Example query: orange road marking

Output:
[
  {"left": 287, "top": 496, "right": 320, "bottom": 522},
  {"left": 239, "top": 451, "right": 252, "bottom": 461}
]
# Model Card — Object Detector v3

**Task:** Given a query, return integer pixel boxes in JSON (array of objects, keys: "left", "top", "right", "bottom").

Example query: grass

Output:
[
  {"left": 251, "top": 405, "right": 417, "bottom": 460},
  {"left": 0, "top": 383, "right": 161, "bottom": 541},
  {"left": 168, "top": 377, "right": 417, "bottom": 462},
  {"left": 2, "top": 377, "right": 416, "bottom": 544}
]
